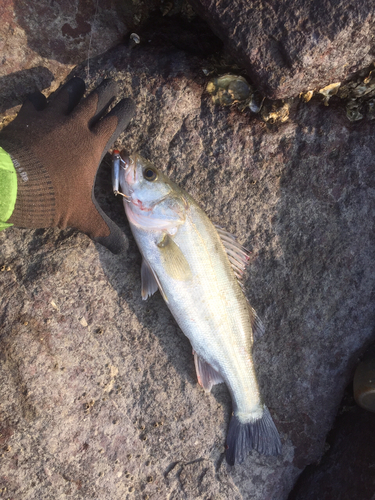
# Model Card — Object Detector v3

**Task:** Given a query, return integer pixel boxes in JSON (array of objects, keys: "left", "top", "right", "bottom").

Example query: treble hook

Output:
[
  {"left": 116, "top": 191, "right": 131, "bottom": 203},
  {"left": 112, "top": 149, "right": 131, "bottom": 202}
]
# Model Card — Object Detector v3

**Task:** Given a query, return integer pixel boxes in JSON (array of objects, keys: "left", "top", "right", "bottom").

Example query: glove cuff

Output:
[{"left": 0, "top": 137, "right": 56, "bottom": 228}]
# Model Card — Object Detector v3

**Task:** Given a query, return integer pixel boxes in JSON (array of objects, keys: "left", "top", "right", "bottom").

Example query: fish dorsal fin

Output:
[
  {"left": 193, "top": 350, "right": 225, "bottom": 392},
  {"left": 215, "top": 226, "right": 264, "bottom": 341},
  {"left": 157, "top": 234, "right": 192, "bottom": 281},
  {"left": 141, "top": 258, "right": 169, "bottom": 303},
  {"left": 215, "top": 225, "right": 251, "bottom": 285},
  {"left": 248, "top": 304, "right": 265, "bottom": 342}
]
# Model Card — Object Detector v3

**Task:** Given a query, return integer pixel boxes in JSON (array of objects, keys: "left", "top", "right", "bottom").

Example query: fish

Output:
[{"left": 116, "top": 152, "right": 282, "bottom": 465}]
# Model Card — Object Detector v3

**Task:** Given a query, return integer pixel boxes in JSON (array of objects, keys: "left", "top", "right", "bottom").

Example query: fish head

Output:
[{"left": 119, "top": 152, "right": 188, "bottom": 232}]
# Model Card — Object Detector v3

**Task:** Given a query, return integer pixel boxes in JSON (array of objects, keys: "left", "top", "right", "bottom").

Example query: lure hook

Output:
[{"left": 112, "top": 149, "right": 131, "bottom": 202}]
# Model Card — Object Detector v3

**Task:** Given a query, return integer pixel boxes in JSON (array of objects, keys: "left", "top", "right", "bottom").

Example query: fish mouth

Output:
[
  {"left": 119, "top": 154, "right": 155, "bottom": 211},
  {"left": 119, "top": 151, "right": 171, "bottom": 212}
]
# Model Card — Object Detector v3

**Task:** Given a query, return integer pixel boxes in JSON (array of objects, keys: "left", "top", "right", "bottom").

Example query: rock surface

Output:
[
  {"left": 290, "top": 382, "right": 375, "bottom": 500},
  {"left": 0, "top": 0, "right": 159, "bottom": 115},
  {"left": 1, "top": 39, "right": 375, "bottom": 499},
  {"left": 190, "top": 0, "right": 375, "bottom": 99}
]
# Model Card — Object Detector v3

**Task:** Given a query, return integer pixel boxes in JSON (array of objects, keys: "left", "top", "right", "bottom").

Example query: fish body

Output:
[{"left": 118, "top": 153, "right": 281, "bottom": 464}]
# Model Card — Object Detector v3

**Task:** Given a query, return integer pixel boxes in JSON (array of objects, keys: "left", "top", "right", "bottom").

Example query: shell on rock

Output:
[
  {"left": 318, "top": 83, "right": 341, "bottom": 106},
  {"left": 346, "top": 100, "right": 364, "bottom": 121},
  {"left": 261, "top": 102, "right": 290, "bottom": 124},
  {"left": 206, "top": 74, "right": 252, "bottom": 106}
]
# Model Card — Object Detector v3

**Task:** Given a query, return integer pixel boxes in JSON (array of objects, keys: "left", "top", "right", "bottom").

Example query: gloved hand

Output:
[{"left": 0, "top": 77, "right": 135, "bottom": 254}]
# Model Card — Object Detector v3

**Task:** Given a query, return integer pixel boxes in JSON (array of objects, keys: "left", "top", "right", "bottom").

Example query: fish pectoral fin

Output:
[
  {"left": 193, "top": 350, "right": 225, "bottom": 392},
  {"left": 141, "top": 258, "right": 169, "bottom": 304},
  {"left": 157, "top": 234, "right": 192, "bottom": 282},
  {"left": 141, "top": 259, "right": 159, "bottom": 300}
]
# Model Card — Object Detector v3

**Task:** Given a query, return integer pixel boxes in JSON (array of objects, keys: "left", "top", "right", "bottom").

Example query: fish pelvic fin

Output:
[
  {"left": 141, "top": 259, "right": 159, "bottom": 300},
  {"left": 226, "top": 406, "right": 282, "bottom": 465},
  {"left": 141, "top": 258, "right": 169, "bottom": 303},
  {"left": 193, "top": 351, "right": 225, "bottom": 392}
]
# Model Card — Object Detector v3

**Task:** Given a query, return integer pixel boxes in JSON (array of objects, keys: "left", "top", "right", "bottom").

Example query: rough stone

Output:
[
  {"left": 1, "top": 38, "right": 375, "bottom": 499},
  {"left": 189, "top": 0, "right": 375, "bottom": 99},
  {"left": 289, "top": 381, "right": 375, "bottom": 500},
  {"left": 0, "top": 0, "right": 160, "bottom": 116}
]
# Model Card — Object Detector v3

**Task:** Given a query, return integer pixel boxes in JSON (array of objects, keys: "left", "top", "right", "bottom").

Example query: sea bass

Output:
[{"left": 115, "top": 152, "right": 281, "bottom": 464}]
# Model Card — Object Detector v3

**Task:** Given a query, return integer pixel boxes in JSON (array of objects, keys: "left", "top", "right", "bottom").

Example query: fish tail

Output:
[{"left": 226, "top": 406, "right": 281, "bottom": 465}]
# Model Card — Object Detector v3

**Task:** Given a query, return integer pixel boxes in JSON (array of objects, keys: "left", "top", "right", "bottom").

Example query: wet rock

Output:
[
  {"left": 1, "top": 39, "right": 375, "bottom": 499},
  {"left": 189, "top": 0, "right": 375, "bottom": 99}
]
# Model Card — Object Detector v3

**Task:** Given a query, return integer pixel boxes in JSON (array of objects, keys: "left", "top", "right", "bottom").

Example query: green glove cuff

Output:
[{"left": 0, "top": 147, "right": 17, "bottom": 231}]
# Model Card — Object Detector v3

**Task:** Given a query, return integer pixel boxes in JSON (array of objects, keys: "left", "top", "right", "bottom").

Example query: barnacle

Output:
[
  {"left": 318, "top": 83, "right": 341, "bottom": 106},
  {"left": 261, "top": 101, "right": 290, "bottom": 124},
  {"left": 337, "top": 67, "right": 375, "bottom": 120},
  {"left": 300, "top": 90, "right": 314, "bottom": 103},
  {"left": 339, "top": 70, "right": 375, "bottom": 100},
  {"left": 346, "top": 100, "right": 363, "bottom": 121}
]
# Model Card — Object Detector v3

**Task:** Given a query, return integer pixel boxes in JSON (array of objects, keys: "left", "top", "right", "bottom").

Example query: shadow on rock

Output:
[{"left": 0, "top": 67, "right": 54, "bottom": 113}]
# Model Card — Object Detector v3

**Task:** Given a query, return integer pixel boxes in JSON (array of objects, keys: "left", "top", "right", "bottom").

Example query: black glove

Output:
[{"left": 0, "top": 77, "right": 136, "bottom": 254}]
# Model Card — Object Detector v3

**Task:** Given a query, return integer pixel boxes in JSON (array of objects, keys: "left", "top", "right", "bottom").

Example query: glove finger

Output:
[
  {"left": 74, "top": 79, "right": 118, "bottom": 126},
  {"left": 93, "top": 98, "right": 136, "bottom": 156},
  {"left": 26, "top": 91, "right": 48, "bottom": 111},
  {"left": 47, "top": 77, "right": 86, "bottom": 115},
  {"left": 14, "top": 91, "right": 48, "bottom": 120},
  {"left": 89, "top": 79, "right": 119, "bottom": 127}
]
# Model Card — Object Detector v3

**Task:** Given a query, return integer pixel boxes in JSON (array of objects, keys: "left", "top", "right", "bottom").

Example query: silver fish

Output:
[{"left": 115, "top": 152, "right": 281, "bottom": 464}]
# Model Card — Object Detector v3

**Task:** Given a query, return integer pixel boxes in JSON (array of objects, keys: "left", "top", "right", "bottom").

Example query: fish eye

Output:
[{"left": 143, "top": 167, "right": 158, "bottom": 182}]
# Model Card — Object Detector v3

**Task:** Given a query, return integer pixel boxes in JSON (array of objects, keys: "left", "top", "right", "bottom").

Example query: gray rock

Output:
[
  {"left": 189, "top": 0, "right": 375, "bottom": 99},
  {"left": 1, "top": 40, "right": 375, "bottom": 499}
]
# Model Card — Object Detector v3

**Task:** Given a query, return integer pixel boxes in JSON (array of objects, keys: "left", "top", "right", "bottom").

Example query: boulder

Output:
[
  {"left": 0, "top": 0, "right": 159, "bottom": 115},
  {"left": 189, "top": 0, "right": 375, "bottom": 99},
  {"left": 1, "top": 38, "right": 375, "bottom": 499}
]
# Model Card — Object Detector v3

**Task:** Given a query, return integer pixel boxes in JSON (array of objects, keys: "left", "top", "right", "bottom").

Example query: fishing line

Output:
[{"left": 86, "top": 0, "right": 100, "bottom": 82}]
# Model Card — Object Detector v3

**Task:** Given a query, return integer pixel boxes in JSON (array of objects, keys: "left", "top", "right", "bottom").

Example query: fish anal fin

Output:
[
  {"left": 157, "top": 233, "right": 192, "bottom": 281},
  {"left": 193, "top": 350, "right": 225, "bottom": 392}
]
